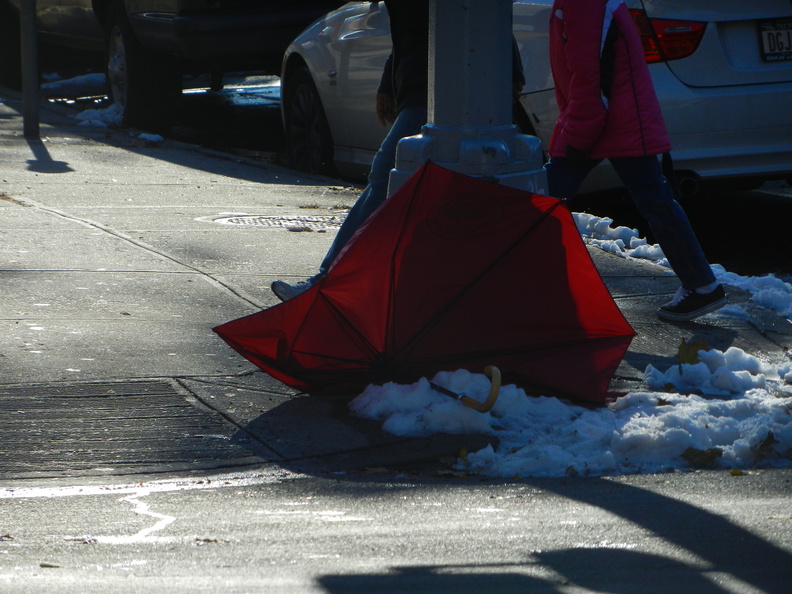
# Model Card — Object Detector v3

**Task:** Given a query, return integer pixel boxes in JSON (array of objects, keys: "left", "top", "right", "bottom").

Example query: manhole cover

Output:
[
  {"left": 212, "top": 215, "right": 344, "bottom": 231},
  {"left": 0, "top": 380, "right": 271, "bottom": 480}
]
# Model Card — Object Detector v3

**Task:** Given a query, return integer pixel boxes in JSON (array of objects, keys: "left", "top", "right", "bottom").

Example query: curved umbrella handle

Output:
[{"left": 460, "top": 365, "right": 501, "bottom": 413}]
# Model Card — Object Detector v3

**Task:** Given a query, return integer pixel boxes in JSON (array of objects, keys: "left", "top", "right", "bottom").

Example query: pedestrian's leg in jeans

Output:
[
  {"left": 610, "top": 156, "right": 715, "bottom": 290},
  {"left": 271, "top": 106, "right": 426, "bottom": 301},
  {"left": 317, "top": 106, "right": 427, "bottom": 275},
  {"left": 545, "top": 156, "right": 601, "bottom": 200}
]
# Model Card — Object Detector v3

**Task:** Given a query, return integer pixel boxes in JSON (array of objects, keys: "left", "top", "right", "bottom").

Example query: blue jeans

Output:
[
  {"left": 545, "top": 156, "right": 715, "bottom": 290},
  {"left": 318, "top": 106, "right": 427, "bottom": 274}
]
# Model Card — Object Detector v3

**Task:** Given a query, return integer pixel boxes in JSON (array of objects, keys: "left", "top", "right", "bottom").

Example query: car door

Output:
[
  {"left": 35, "top": 0, "right": 103, "bottom": 51},
  {"left": 329, "top": 1, "right": 393, "bottom": 153}
]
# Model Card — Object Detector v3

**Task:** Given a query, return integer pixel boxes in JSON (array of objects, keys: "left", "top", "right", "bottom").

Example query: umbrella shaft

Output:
[{"left": 429, "top": 381, "right": 464, "bottom": 401}]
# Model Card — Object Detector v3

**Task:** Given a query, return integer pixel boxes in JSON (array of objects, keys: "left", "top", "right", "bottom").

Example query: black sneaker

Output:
[{"left": 657, "top": 284, "right": 727, "bottom": 322}]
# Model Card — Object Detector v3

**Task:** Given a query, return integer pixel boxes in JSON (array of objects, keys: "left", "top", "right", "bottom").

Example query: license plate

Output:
[{"left": 759, "top": 19, "right": 792, "bottom": 62}]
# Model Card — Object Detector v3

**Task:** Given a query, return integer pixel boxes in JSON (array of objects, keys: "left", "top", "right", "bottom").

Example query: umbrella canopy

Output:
[{"left": 214, "top": 162, "right": 635, "bottom": 404}]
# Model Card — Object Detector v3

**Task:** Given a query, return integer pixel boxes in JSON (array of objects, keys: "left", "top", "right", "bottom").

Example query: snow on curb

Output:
[{"left": 351, "top": 214, "right": 792, "bottom": 478}]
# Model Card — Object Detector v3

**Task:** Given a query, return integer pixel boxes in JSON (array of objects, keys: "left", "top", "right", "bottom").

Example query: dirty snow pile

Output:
[
  {"left": 41, "top": 72, "right": 106, "bottom": 99},
  {"left": 39, "top": 73, "right": 124, "bottom": 128},
  {"left": 350, "top": 215, "right": 792, "bottom": 478},
  {"left": 69, "top": 103, "right": 163, "bottom": 143},
  {"left": 72, "top": 102, "right": 124, "bottom": 128},
  {"left": 351, "top": 356, "right": 792, "bottom": 478},
  {"left": 40, "top": 73, "right": 163, "bottom": 139}
]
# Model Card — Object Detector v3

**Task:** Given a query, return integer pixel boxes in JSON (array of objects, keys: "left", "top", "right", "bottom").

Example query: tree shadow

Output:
[
  {"left": 312, "top": 476, "right": 791, "bottom": 593},
  {"left": 527, "top": 477, "right": 792, "bottom": 593},
  {"left": 317, "top": 548, "right": 733, "bottom": 593},
  {"left": 318, "top": 565, "right": 552, "bottom": 593},
  {"left": 534, "top": 548, "right": 729, "bottom": 593}
]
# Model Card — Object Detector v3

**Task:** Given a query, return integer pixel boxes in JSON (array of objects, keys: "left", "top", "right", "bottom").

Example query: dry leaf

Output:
[
  {"left": 678, "top": 338, "right": 710, "bottom": 366},
  {"left": 682, "top": 446, "right": 723, "bottom": 468}
]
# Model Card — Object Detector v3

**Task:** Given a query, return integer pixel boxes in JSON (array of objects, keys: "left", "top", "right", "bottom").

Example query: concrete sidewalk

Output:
[{"left": 2, "top": 89, "right": 790, "bottom": 486}]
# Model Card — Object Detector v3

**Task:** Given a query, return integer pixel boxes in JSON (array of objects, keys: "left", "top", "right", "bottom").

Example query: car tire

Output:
[
  {"left": 283, "top": 66, "right": 336, "bottom": 177},
  {"left": 105, "top": 1, "right": 180, "bottom": 131}
]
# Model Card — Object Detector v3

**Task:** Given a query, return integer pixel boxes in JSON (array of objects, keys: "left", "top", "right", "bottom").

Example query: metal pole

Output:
[
  {"left": 427, "top": 0, "right": 512, "bottom": 130},
  {"left": 388, "top": 0, "right": 546, "bottom": 194},
  {"left": 20, "top": 0, "right": 40, "bottom": 139}
]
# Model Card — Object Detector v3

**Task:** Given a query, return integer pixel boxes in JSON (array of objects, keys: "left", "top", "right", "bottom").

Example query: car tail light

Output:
[{"left": 630, "top": 10, "right": 706, "bottom": 64}]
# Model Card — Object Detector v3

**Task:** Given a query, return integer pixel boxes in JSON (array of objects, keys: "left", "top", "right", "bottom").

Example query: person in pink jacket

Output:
[{"left": 546, "top": 0, "right": 726, "bottom": 322}]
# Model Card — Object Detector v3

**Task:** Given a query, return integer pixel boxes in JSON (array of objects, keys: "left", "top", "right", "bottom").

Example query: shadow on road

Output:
[{"left": 314, "top": 475, "right": 792, "bottom": 593}]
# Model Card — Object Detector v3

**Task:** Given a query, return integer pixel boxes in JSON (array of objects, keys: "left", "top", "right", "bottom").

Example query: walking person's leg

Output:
[
  {"left": 610, "top": 156, "right": 725, "bottom": 321},
  {"left": 317, "top": 106, "right": 426, "bottom": 273},
  {"left": 545, "top": 157, "right": 601, "bottom": 200},
  {"left": 271, "top": 106, "right": 426, "bottom": 301}
]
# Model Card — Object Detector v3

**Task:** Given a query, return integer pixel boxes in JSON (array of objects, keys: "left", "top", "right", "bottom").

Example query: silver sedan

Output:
[{"left": 281, "top": 0, "right": 792, "bottom": 196}]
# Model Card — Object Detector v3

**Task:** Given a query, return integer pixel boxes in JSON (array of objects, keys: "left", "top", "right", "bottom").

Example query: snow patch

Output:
[
  {"left": 351, "top": 216, "right": 792, "bottom": 478},
  {"left": 74, "top": 103, "right": 123, "bottom": 128},
  {"left": 351, "top": 353, "right": 792, "bottom": 478}
]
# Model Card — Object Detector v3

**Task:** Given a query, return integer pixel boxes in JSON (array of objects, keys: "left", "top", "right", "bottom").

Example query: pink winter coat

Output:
[{"left": 548, "top": 0, "right": 671, "bottom": 159}]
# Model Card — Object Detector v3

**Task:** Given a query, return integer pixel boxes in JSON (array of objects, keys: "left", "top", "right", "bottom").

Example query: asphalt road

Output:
[{"left": 3, "top": 468, "right": 792, "bottom": 593}]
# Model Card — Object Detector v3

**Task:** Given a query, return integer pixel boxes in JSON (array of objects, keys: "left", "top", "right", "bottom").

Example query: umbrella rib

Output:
[
  {"left": 404, "top": 332, "right": 629, "bottom": 370},
  {"left": 289, "top": 348, "right": 372, "bottom": 366},
  {"left": 285, "top": 166, "right": 431, "bottom": 378},
  {"left": 396, "top": 197, "right": 566, "bottom": 360},
  {"left": 316, "top": 293, "right": 383, "bottom": 362},
  {"left": 385, "top": 163, "right": 431, "bottom": 365}
]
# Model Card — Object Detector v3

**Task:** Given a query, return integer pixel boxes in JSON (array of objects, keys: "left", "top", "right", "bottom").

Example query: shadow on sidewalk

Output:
[
  {"left": 2, "top": 89, "right": 337, "bottom": 188},
  {"left": 232, "top": 390, "right": 497, "bottom": 476},
  {"left": 25, "top": 137, "right": 74, "bottom": 173}
]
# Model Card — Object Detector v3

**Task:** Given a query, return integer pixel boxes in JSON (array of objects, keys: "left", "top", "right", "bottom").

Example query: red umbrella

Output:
[{"left": 214, "top": 162, "right": 634, "bottom": 404}]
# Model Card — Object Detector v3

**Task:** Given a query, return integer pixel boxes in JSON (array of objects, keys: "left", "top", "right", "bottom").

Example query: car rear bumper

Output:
[
  {"left": 669, "top": 128, "right": 792, "bottom": 180},
  {"left": 653, "top": 66, "right": 792, "bottom": 180}
]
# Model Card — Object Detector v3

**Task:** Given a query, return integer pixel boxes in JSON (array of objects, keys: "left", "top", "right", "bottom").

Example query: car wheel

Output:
[
  {"left": 105, "top": 1, "right": 180, "bottom": 131},
  {"left": 284, "top": 66, "right": 336, "bottom": 177}
]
